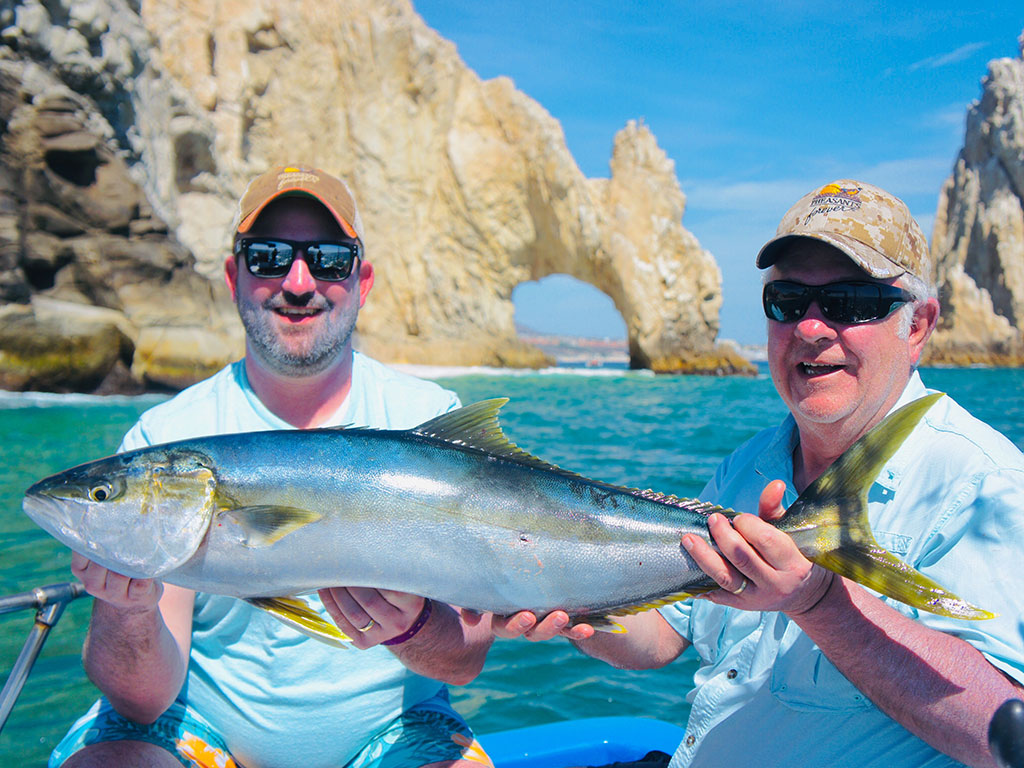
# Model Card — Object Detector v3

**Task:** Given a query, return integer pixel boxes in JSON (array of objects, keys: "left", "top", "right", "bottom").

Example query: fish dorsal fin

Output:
[
  {"left": 413, "top": 401, "right": 744, "bottom": 509},
  {"left": 411, "top": 399, "right": 586, "bottom": 477}
]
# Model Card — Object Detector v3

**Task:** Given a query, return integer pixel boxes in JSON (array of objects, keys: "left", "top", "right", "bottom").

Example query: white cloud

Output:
[
  {"left": 681, "top": 177, "right": 823, "bottom": 215},
  {"left": 908, "top": 42, "right": 988, "bottom": 72},
  {"left": 683, "top": 155, "right": 953, "bottom": 219},
  {"left": 852, "top": 156, "right": 954, "bottom": 197}
]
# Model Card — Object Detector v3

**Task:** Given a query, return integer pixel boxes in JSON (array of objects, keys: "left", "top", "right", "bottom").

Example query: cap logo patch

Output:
[
  {"left": 276, "top": 170, "right": 320, "bottom": 191},
  {"left": 804, "top": 184, "right": 862, "bottom": 224}
]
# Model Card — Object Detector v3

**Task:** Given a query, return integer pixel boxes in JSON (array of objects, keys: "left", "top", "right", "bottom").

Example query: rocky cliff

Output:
[
  {"left": 929, "top": 31, "right": 1024, "bottom": 366},
  {"left": 0, "top": 36, "right": 243, "bottom": 392},
  {"left": 0, "top": 0, "right": 750, "bottom": 393}
]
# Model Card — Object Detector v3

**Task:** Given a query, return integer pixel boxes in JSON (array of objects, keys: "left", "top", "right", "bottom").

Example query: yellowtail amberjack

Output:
[{"left": 22, "top": 392, "right": 992, "bottom": 646}]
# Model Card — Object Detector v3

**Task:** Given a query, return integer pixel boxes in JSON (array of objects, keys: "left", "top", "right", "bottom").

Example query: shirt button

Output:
[
  {"left": 727, "top": 669, "right": 738, "bottom": 679},
  {"left": 685, "top": 735, "right": 696, "bottom": 747}
]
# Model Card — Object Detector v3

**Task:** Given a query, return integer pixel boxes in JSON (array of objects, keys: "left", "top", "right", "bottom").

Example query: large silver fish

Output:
[{"left": 22, "top": 393, "right": 992, "bottom": 646}]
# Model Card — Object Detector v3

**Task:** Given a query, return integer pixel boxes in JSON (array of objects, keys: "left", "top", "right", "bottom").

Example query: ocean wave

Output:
[
  {"left": 389, "top": 364, "right": 651, "bottom": 380},
  {"left": 0, "top": 390, "right": 168, "bottom": 409}
]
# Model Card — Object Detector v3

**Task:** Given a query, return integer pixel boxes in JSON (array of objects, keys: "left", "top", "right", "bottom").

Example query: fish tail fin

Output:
[{"left": 781, "top": 393, "right": 994, "bottom": 620}]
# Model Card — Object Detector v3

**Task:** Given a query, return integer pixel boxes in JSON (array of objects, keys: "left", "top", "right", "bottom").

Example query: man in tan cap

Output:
[
  {"left": 52, "top": 166, "right": 496, "bottom": 768},
  {"left": 503, "top": 180, "right": 1024, "bottom": 767}
]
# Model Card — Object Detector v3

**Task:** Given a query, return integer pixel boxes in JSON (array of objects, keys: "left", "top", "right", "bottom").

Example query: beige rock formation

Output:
[
  {"left": 134, "top": 0, "right": 749, "bottom": 373},
  {"left": 0, "top": 0, "right": 752, "bottom": 393},
  {"left": 929, "top": 31, "right": 1024, "bottom": 366}
]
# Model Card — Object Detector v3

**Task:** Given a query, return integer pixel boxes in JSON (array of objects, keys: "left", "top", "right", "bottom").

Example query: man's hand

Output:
[
  {"left": 490, "top": 609, "right": 595, "bottom": 642},
  {"left": 684, "top": 479, "right": 834, "bottom": 616},
  {"left": 71, "top": 552, "right": 163, "bottom": 612},
  {"left": 318, "top": 587, "right": 427, "bottom": 650}
]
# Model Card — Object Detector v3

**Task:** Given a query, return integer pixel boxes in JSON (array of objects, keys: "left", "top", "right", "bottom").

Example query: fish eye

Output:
[{"left": 89, "top": 484, "right": 113, "bottom": 502}]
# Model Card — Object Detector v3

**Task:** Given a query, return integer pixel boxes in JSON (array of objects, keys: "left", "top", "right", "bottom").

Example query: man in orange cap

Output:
[{"left": 52, "top": 166, "right": 495, "bottom": 768}]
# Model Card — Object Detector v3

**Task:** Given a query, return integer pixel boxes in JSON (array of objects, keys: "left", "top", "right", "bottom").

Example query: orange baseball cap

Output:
[{"left": 234, "top": 165, "right": 364, "bottom": 242}]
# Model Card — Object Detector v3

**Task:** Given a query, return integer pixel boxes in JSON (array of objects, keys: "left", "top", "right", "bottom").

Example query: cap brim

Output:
[
  {"left": 756, "top": 233, "right": 906, "bottom": 279},
  {"left": 236, "top": 189, "right": 361, "bottom": 241}
]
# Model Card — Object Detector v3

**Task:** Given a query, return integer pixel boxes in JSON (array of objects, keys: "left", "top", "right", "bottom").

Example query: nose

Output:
[
  {"left": 793, "top": 303, "right": 838, "bottom": 344},
  {"left": 281, "top": 250, "right": 317, "bottom": 299}
]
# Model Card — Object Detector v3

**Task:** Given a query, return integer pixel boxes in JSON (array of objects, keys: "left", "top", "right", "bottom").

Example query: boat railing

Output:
[{"left": 0, "top": 580, "right": 88, "bottom": 736}]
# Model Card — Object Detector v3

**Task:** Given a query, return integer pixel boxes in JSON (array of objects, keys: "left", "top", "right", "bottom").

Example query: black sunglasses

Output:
[
  {"left": 234, "top": 238, "right": 361, "bottom": 281},
  {"left": 763, "top": 280, "right": 914, "bottom": 325}
]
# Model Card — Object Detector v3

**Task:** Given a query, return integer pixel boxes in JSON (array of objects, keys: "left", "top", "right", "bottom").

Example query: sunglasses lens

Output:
[
  {"left": 764, "top": 281, "right": 911, "bottom": 324},
  {"left": 306, "top": 243, "right": 357, "bottom": 281},
  {"left": 820, "top": 284, "right": 867, "bottom": 323},
  {"left": 244, "top": 240, "right": 294, "bottom": 278},
  {"left": 763, "top": 282, "right": 810, "bottom": 322},
  {"left": 239, "top": 239, "right": 359, "bottom": 281}
]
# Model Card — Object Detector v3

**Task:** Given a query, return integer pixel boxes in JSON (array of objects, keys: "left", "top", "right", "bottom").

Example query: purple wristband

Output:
[{"left": 382, "top": 600, "right": 432, "bottom": 646}]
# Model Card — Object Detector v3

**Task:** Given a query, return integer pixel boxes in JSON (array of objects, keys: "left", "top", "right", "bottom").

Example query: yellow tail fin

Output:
[{"left": 780, "top": 393, "right": 994, "bottom": 620}]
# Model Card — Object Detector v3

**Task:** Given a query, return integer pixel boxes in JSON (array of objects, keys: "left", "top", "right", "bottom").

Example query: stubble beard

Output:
[{"left": 236, "top": 293, "right": 358, "bottom": 377}]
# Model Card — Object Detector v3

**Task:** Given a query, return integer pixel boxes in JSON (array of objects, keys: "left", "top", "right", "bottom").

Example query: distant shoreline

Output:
[{"left": 516, "top": 331, "right": 767, "bottom": 367}]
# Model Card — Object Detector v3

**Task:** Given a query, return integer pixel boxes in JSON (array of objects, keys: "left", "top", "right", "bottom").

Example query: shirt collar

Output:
[{"left": 752, "top": 371, "right": 927, "bottom": 503}]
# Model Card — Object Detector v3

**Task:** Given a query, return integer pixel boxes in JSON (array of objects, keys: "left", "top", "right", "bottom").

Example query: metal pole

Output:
[
  {"left": 0, "top": 581, "right": 86, "bottom": 616},
  {"left": 0, "top": 582, "right": 89, "bottom": 736}
]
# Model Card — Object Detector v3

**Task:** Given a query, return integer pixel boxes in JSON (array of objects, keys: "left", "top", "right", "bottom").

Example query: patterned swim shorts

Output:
[{"left": 50, "top": 689, "right": 492, "bottom": 768}]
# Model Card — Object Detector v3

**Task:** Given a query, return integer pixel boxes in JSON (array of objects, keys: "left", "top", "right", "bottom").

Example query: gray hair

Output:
[{"left": 894, "top": 271, "right": 934, "bottom": 340}]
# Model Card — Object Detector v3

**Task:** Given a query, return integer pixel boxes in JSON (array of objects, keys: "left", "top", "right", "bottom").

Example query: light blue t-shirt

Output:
[
  {"left": 659, "top": 371, "right": 1024, "bottom": 768},
  {"left": 119, "top": 352, "right": 462, "bottom": 768}
]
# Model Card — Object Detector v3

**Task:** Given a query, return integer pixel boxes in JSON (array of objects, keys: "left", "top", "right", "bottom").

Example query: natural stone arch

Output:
[
  {"left": 0, "top": 0, "right": 755, "bottom": 395},
  {"left": 132, "top": 0, "right": 751, "bottom": 374}
]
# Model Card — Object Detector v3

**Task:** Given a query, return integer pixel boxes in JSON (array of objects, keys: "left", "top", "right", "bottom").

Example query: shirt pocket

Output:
[
  {"left": 768, "top": 528, "right": 911, "bottom": 714},
  {"left": 769, "top": 631, "right": 872, "bottom": 712}
]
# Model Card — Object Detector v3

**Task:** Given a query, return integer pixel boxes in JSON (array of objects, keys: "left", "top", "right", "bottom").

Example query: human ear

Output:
[
  {"left": 357, "top": 260, "right": 374, "bottom": 308},
  {"left": 908, "top": 297, "right": 939, "bottom": 365},
  {"left": 225, "top": 254, "right": 239, "bottom": 300}
]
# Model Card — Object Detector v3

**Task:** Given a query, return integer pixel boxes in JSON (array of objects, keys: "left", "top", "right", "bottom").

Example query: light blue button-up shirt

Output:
[{"left": 660, "top": 371, "right": 1024, "bottom": 767}]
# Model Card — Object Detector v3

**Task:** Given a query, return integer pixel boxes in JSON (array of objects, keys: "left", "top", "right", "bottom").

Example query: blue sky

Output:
[{"left": 414, "top": 1, "right": 1023, "bottom": 345}]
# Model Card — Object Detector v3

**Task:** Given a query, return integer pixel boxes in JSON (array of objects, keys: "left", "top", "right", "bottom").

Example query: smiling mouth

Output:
[
  {"left": 274, "top": 306, "right": 323, "bottom": 320},
  {"left": 799, "top": 362, "right": 844, "bottom": 376}
]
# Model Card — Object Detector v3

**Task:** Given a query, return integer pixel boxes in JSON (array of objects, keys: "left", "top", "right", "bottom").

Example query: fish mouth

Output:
[{"left": 22, "top": 492, "right": 77, "bottom": 543}]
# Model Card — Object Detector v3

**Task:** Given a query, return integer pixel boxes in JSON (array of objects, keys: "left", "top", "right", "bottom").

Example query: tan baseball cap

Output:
[
  {"left": 234, "top": 165, "right": 364, "bottom": 241},
  {"left": 755, "top": 180, "right": 929, "bottom": 279}
]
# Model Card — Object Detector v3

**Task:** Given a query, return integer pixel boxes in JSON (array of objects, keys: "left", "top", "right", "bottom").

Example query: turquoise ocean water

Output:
[{"left": 2, "top": 365, "right": 1023, "bottom": 765}]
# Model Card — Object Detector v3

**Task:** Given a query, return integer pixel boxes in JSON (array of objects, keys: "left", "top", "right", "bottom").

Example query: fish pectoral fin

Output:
[
  {"left": 221, "top": 506, "right": 323, "bottom": 547},
  {"left": 574, "top": 588, "right": 712, "bottom": 633},
  {"left": 245, "top": 596, "right": 352, "bottom": 648}
]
